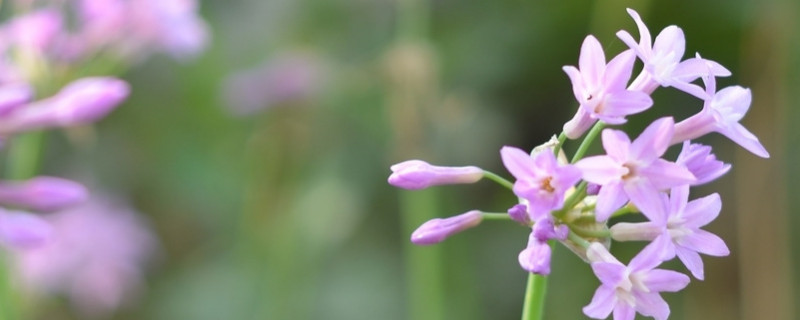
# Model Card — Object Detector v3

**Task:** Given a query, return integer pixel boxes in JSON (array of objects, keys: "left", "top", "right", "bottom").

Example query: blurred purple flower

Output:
[
  {"left": 0, "top": 209, "right": 51, "bottom": 249},
  {"left": 389, "top": 160, "right": 484, "bottom": 190},
  {"left": 575, "top": 118, "right": 695, "bottom": 221},
  {"left": 12, "top": 195, "right": 157, "bottom": 318},
  {"left": 222, "top": 54, "right": 324, "bottom": 116},
  {"left": 0, "top": 176, "right": 88, "bottom": 212},
  {"left": 583, "top": 238, "right": 689, "bottom": 320},
  {"left": 410, "top": 210, "right": 483, "bottom": 245},
  {"left": 562, "top": 36, "right": 653, "bottom": 138},
  {"left": 0, "top": 77, "right": 129, "bottom": 135},
  {"left": 128, "top": 0, "right": 209, "bottom": 60}
]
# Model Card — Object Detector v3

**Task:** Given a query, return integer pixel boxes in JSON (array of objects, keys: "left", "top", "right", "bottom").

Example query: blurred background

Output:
[{"left": 10, "top": 0, "right": 799, "bottom": 319}]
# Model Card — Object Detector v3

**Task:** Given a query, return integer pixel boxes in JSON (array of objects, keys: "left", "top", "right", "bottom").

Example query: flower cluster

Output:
[{"left": 387, "top": 8, "right": 766, "bottom": 320}]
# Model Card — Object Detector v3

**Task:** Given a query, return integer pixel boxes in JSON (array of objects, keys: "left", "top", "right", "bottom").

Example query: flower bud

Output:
[
  {"left": 0, "top": 177, "right": 88, "bottom": 212},
  {"left": 388, "top": 160, "right": 483, "bottom": 190},
  {"left": 507, "top": 204, "right": 530, "bottom": 225},
  {"left": 0, "top": 77, "right": 129, "bottom": 134},
  {"left": 676, "top": 141, "right": 730, "bottom": 185},
  {"left": 609, "top": 221, "right": 663, "bottom": 242},
  {"left": 518, "top": 233, "right": 552, "bottom": 274},
  {"left": 0, "top": 210, "right": 51, "bottom": 249},
  {"left": 410, "top": 210, "right": 482, "bottom": 245}
]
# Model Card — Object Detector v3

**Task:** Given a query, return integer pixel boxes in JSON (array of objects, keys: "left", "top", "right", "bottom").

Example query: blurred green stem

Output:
[
  {"left": 483, "top": 170, "right": 513, "bottom": 190},
  {"left": 570, "top": 122, "right": 605, "bottom": 164},
  {"left": 401, "top": 190, "right": 445, "bottom": 320},
  {"left": 5, "top": 132, "right": 45, "bottom": 180}
]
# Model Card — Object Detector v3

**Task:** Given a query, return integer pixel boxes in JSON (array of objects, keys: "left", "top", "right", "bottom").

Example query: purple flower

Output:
[
  {"left": 676, "top": 141, "right": 730, "bottom": 185},
  {"left": 0, "top": 82, "right": 33, "bottom": 115},
  {"left": 518, "top": 217, "right": 568, "bottom": 275},
  {"left": 1, "top": 9, "right": 65, "bottom": 55},
  {"left": 583, "top": 238, "right": 689, "bottom": 320},
  {"left": 12, "top": 195, "right": 157, "bottom": 317},
  {"left": 410, "top": 210, "right": 483, "bottom": 245},
  {"left": 575, "top": 117, "right": 695, "bottom": 221},
  {"left": 501, "top": 146, "right": 581, "bottom": 220},
  {"left": 508, "top": 203, "right": 530, "bottom": 225},
  {"left": 0, "top": 77, "right": 129, "bottom": 135},
  {"left": 610, "top": 185, "right": 729, "bottom": 280},
  {"left": 0, "top": 209, "right": 51, "bottom": 249},
  {"left": 222, "top": 53, "right": 323, "bottom": 116},
  {"left": 617, "top": 8, "right": 730, "bottom": 98},
  {"left": 562, "top": 35, "right": 653, "bottom": 138},
  {"left": 388, "top": 160, "right": 484, "bottom": 190},
  {"left": 671, "top": 73, "right": 769, "bottom": 158},
  {"left": 127, "top": 0, "right": 209, "bottom": 61},
  {"left": 0, "top": 177, "right": 88, "bottom": 212}
]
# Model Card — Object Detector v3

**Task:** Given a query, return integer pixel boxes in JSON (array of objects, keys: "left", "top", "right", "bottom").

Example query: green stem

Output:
[
  {"left": 483, "top": 170, "right": 513, "bottom": 190},
  {"left": 552, "top": 132, "right": 567, "bottom": 156},
  {"left": 570, "top": 122, "right": 606, "bottom": 164},
  {"left": 552, "top": 181, "right": 587, "bottom": 220},
  {"left": 520, "top": 242, "right": 552, "bottom": 320},
  {"left": 611, "top": 205, "right": 638, "bottom": 218},
  {"left": 570, "top": 226, "right": 610, "bottom": 239},
  {"left": 401, "top": 190, "right": 445, "bottom": 320},
  {"left": 568, "top": 231, "right": 591, "bottom": 249},
  {"left": 5, "top": 132, "right": 45, "bottom": 180},
  {"left": 481, "top": 212, "right": 512, "bottom": 221}
]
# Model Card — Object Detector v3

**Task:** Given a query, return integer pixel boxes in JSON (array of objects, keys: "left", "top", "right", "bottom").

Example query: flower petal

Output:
[
  {"left": 675, "top": 246, "right": 705, "bottom": 280},
  {"left": 630, "top": 117, "right": 674, "bottom": 163},
  {"left": 678, "top": 229, "right": 730, "bottom": 257},
  {"left": 601, "top": 129, "right": 631, "bottom": 162},
  {"left": 500, "top": 146, "right": 536, "bottom": 179},
  {"left": 626, "top": 8, "right": 652, "bottom": 54},
  {"left": 595, "top": 180, "right": 628, "bottom": 221},
  {"left": 592, "top": 262, "right": 627, "bottom": 287},
  {"left": 582, "top": 286, "right": 617, "bottom": 319},
  {"left": 601, "top": 90, "right": 653, "bottom": 119},
  {"left": 623, "top": 179, "right": 665, "bottom": 222},
  {"left": 652, "top": 26, "right": 685, "bottom": 64},
  {"left": 575, "top": 156, "right": 626, "bottom": 185},
  {"left": 681, "top": 192, "right": 721, "bottom": 228},
  {"left": 603, "top": 50, "right": 636, "bottom": 91},
  {"left": 638, "top": 159, "right": 696, "bottom": 190},
  {"left": 717, "top": 122, "right": 770, "bottom": 158},
  {"left": 613, "top": 302, "right": 637, "bottom": 320},
  {"left": 629, "top": 235, "right": 671, "bottom": 272},
  {"left": 633, "top": 291, "right": 671, "bottom": 320},
  {"left": 642, "top": 269, "right": 690, "bottom": 292},
  {"left": 579, "top": 35, "right": 606, "bottom": 89}
]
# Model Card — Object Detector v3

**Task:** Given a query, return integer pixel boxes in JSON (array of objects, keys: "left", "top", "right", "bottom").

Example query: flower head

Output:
[
  {"left": 388, "top": 160, "right": 484, "bottom": 190},
  {"left": 617, "top": 8, "right": 730, "bottom": 98},
  {"left": 562, "top": 35, "right": 653, "bottom": 138},
  {"left": 575, "top": 117, "right": 695, "bottom": 221},
  {"left": 610, "top": 185, "right": 730, "bottom": 280},
  {"left": 671, "top": 73, "right": 769, "bottom": 158},
  {"left": 583, "top": 238, "right": 689, "bottom": 320},
  {"left": 501, "top": 146, "right": 581, "bottom": 221}
]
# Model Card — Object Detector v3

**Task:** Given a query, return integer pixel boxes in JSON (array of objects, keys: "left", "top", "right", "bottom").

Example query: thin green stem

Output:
[
  {"left": 483, "top": 170, "right": 513, "bottom": 190},
  {"left": 568, "top": 231, "right": 591, "bottom": 249},
  {"left": 401, "top": 190, "right": 444, "bottom": 320},
  {"left": 5, "top": 132, "right": 45, "bottom": 180},
  {"left": 570, "top": 226, "right": 610, "bottom": 239},
  {"left": 570, "top": 122, "right": 606, "bottom": 164},
  {"left": 611, "top": 205, "right": 638, "bottom": 218},
  {"left": 481, "top": 212, "right": 512, "bottom": 221},
  {"left": 520, "top": 242, "right": 552, "bottom": 320},
  {"left": 552, "top": 132, "right": 568, "bottom": 156}
]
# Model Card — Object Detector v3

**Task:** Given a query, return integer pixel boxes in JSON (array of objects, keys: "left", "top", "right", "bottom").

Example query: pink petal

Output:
[
  {"left": 668, "top": 185, "right": 690, "bottom": 217},
  {"left": 579, "top": 35, "right": 606, "bottom": 89},
  {"left": 712, "top": 86, "right": 751, "bottom": 123},
  {"left": 629, "top": 235, "right": 671, "bottom": 272},
  {"left": 500, "top": 146, "right": 535, "bottom": 179},
  {"left": 592, "top": 262, "right": 627, "bottom": 287},
  {"left": 626, "top": 8, "right": 652, "bottom": 54},
  {"left": 678, "top": 229, "right": 730, "bottom": 257},
  {"left": 601, "top": 129, "right": 631, "bottom": 162},
  {"left": 587, "top": 242, "right": 620, "bottom": 264},
  {"left": 595, "top": 180, "right": 628, "bottom": 221},
  {"left": 601, "top": 90, "right": 653, "bottom": 118},
  {"left": 675, "top": 246, "right": 705, "bottom": 280},
  {"left": 652, "top": 26, "right": 685, "bottom": 64},
  {"left": 638, "top": 159, "right": 696, "bottom": 190},
  {"left": 672, "top": 57, "right": 731, "bottom": 81},
  {"left": 633, "top": 291, "right": 671, "bottom": 320},
  {"left": 623, "top": 179, "right": 665, "bottom": 222},
  {"left": 582, "top": 286, "right": 617, "bottom": 319},
  {"left": 613, "top": 302, "right": 637, "bottom": 320},
  {"left": 575, "top": 156, "right": 627, "bottom": 185},
  {"left": 642, "top": 269, "right": 690, "bottom": 292},
  {"left": 630, "top": 117, "right": 674, "bottom": 163},
  {"left": 563, "top": 66, "right": 587, "bottom": 103},
  {"left": 603, "top": 50, "right": 636, "bottom": 91},
  {"left": 681, "top": 193, "right": 721, "bottom": 228},
  {"left": 717, "top": 122, "right": 769, "bottom": 158}
]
